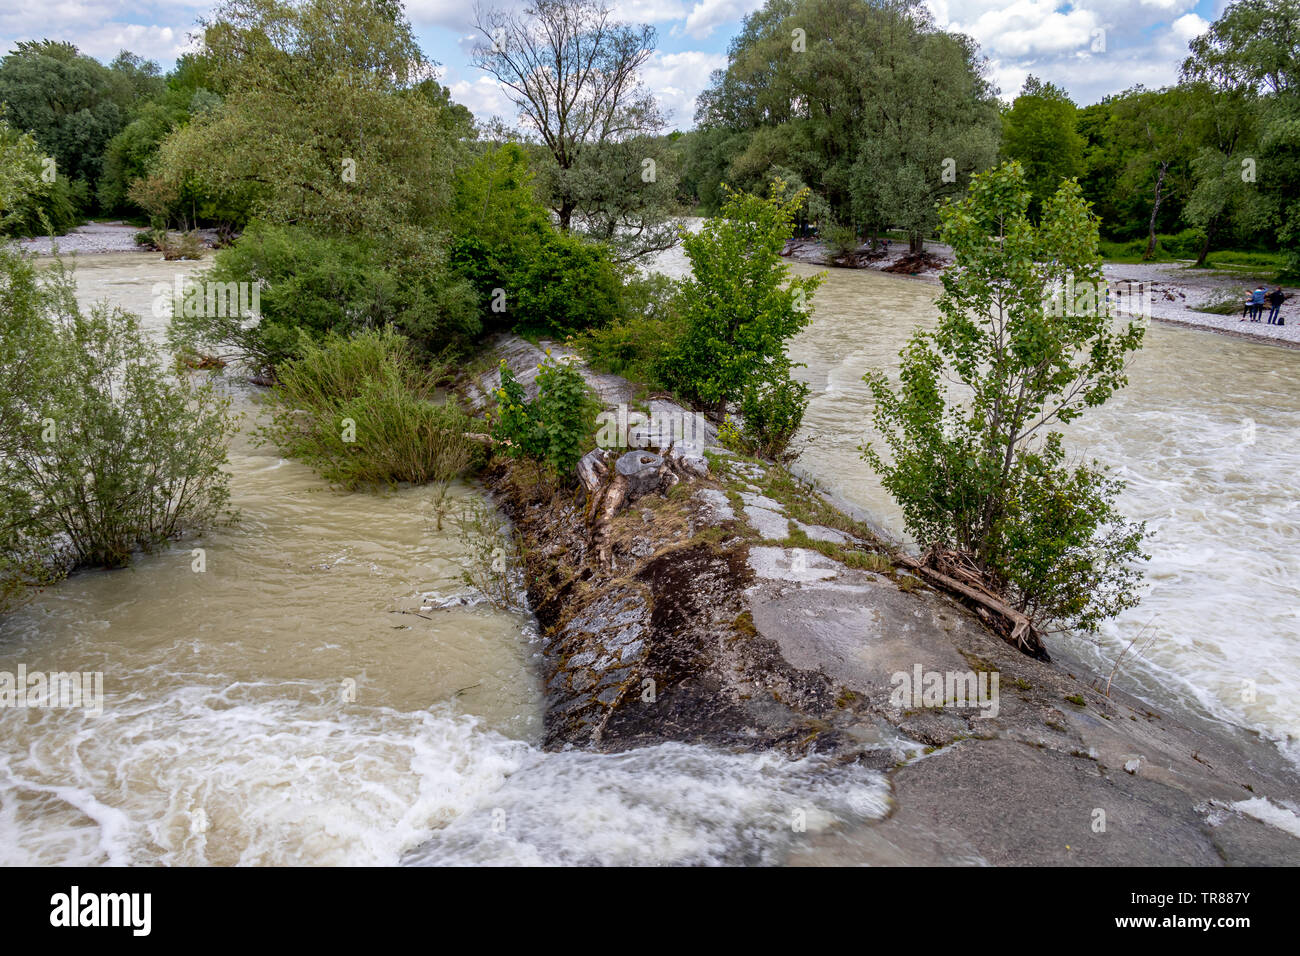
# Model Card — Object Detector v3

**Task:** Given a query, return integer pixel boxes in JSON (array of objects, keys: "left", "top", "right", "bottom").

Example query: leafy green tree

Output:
[
  {"left": 448, "top": 143, "right": 624, "bottom": 336},
  {"left": 657, "top": 181, "right": 821, "bottom": 417},
  {"left": 0, "top": 40, "right": 148, "bottom": 192},
  {"left": 149, "top": 0, "right": 462, "bottom": 235},
  {"left": 863, "top": 163, "right": 1147, "bottom": 638},
  {"left": 0, "top": 119, "right": 79, "bottom": 235},
  {"left": 1183, "top": 0, "right": 1300, "bottom": 276},
  {"left": 1001, "top": 77, "right": 1086, "bottom": 218},
  {"left": 1108, "top": 86, "right": 1198, "bottom": 259},
  {"left": 695, "top": 0, "right": 1000, "bottom": 249}
]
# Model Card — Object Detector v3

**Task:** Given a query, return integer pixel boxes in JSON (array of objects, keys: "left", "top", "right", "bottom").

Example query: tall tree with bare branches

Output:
[{"left": 472, "top": 0, "right": 678, "bottom": 260}]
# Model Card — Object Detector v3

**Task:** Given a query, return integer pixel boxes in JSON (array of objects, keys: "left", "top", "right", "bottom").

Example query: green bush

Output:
[
  {"left": 1160, "top": 228, "right": 1207, "bottom": 259},
  {"left": 448, "top": 145, "right": 624, "bottom": 338},
  {"left": 575, "top": 271, "right": 683, "bottom": 383},
  {"left": 656, "top": 181, "right": 821, "bottom": 416},
  {"left": 171, "top": 222, "right": 480, "bottom": 374},
  {"left": 262, "top": 327, "right": 481, "bottom": 489},
  {"left": 490, "top": 355, "right": 598, "bottom": 479},
  {"left": 512, "top": 229, "right": 624, "bottom": 336},
  {"left": 737, "top": 368, "right": 811, "bottom": 461},
  {"left": 1, "top": 244, "right": 235, "bottom": 606}
]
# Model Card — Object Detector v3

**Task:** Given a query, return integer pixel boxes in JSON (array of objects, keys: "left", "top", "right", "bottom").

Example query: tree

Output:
[
  {"left": 0, "top": 40, "right": 147, "bottom": 191},
  {"left": 693, "top": 0, "right": 1000, "bottom": 252},
  {"left": 863, "top": 163, "right": 1147, "bottom": 642},
  {"left": 1108, "top": 87, "right": 1198, "bottom": 259},
  {"left": 656, "top": 180, "right": 821, "bottom": 418},
  {"left": 1183, "top": 0, "right": 1299, "bottom": 96},
  {"left": 0, "top": 118, "right": 79, "bottom": 235},
  {"left": 1183, "top": 0, "right": 1300, "bottom": 276},
  {"left": 1001, "top": 77, "right": 1086, "bottom": 218},
  {"left": 472, "top": 0, "right": 679, "bottom": 260},
  {"left": 849, "top": 25, "right": 1000, "bottom": 252},
  {"left": 1178, "top": 82, "right": 1265, "bottom": 265},
  {"left": 149, "top": 0, "right": 463, "bottom": 235}
]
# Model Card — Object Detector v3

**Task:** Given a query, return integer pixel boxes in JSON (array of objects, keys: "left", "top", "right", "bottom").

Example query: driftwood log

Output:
[{"left": 892, "top": 547, "right": 1049, "bottom": 661}]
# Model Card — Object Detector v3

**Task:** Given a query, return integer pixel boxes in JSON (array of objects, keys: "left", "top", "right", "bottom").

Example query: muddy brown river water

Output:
[
  {"left": 3, "top": 247, "right": 1298, "bottom": 865},
  {"left": 0, "top": 253, "right": 888, "bottom": 865}
]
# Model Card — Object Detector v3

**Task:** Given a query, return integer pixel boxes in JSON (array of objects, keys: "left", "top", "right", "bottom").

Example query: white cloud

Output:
[
  {"left": 927, "top": 0, "right": 1212, "bottom": 104},
  {"left": 642, "top": 48, "right": 726, "bottom": 126},
  {"left": 612, "top": 0, "right": 691, "bottom": 23},
  {"left": 1172, "top": 12, "right": 1209, "bottom": 43},
  {"left": 683, "top": 0, "right": 764, "bottom": 39},
  {"left": 445, "top": 69, "right": 518, "bottom": 122}
]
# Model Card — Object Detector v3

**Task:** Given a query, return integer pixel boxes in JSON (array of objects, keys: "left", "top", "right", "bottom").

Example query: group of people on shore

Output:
[{"left": 1242, "top": 285, "right": 1289, "bottom": 324}]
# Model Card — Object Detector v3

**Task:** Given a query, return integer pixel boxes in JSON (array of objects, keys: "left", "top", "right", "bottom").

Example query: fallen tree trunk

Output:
[{"left": 892, "top": 551, "right": 1049, "bottom": 661}]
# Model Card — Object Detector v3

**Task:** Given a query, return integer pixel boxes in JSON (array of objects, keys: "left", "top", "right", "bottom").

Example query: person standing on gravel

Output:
[
  {"left": 1247, "top": 285, "right": 1268, "bottom": 321},
  {"left": 1267, "top": 286, "right": 1287, "bottom": 325}
]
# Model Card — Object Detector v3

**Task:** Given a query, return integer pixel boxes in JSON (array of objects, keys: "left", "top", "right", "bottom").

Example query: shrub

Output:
[
  {"left": 1, "top": 244, "right": 235, "bottom": 602},
  {"left": 170, "top": 222, "right": 480, "bottom": 374},
  {"left": 656, "top": 180, "right": 822, "bottom": 416},
  {"left": 162, "top": 230, "right": 204, "bottom": 260},
  {"left": 448, "top": 144, "right": 623, "bottom": 338},
  {"left": 262, "top": 327, "right": 481, "bottom": 489},
  {"left": 863, "top": 162, "right": 1148, "bottom": 636},
  {"left": 736, "top": 367, "right": 811, "bottom": 461},
  {"left": 490, "top": 354, "right": 598, "bottom": 479},
  {"left": 575, "top": 271, "right": 683, "bottom": 383},
  {"left": 821, "top": 222, "right": 859, "bottom": 256},
  {"left": 510, "top": 229, "right": 624, "bottom": 337},
  {"left": 1160, "top": 228, "right": 1207, "bottom": 259}
]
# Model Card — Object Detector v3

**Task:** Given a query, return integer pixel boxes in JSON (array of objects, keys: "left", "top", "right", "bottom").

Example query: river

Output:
[
  {"left": 5, "top": 246, "right": 1296, "bottom": 864},
  {"left": 775, "top": 261, "right": 1299, "bottom": 774},
  {"left": 0, "top": 253, "right": 887, "bottom": 865}
]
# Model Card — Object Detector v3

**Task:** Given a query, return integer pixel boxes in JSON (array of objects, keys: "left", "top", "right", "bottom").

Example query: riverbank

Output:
[
  {"left": 782, "top": 238, "right": 1300, "bottom": 348},
  {"left": 468, "top": 333, "right": 1300, "bottom": 865},
  {"left": 15, "top": 221, "right": 221, "bottom": 257}
]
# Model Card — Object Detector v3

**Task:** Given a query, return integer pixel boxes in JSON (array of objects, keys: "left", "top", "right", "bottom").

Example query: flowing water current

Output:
[
  {"left": 0, "top": 254, "right": 887, "bottom": 866},
  {"left": 2, "top": 248, "right": 1297, "bottom": 865}
]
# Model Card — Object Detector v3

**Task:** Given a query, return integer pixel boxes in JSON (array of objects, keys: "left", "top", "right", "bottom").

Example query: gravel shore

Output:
[
  {"left": 16, "top": 221, "right": 221, "bottom": 258},
  {"left": 16, "top": 221, "right": 144, "bottom": 256}
]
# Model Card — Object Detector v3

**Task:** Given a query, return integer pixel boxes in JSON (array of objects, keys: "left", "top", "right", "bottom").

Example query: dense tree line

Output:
[{"left": 676, "top": 0, "right": 1299, "bottom": 274}]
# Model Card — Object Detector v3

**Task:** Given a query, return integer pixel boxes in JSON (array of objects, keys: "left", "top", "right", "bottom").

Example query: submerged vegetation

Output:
[
  {"left": 0, "top": 244, "right": 234, "bottom": 610},
  {"left": 261, "top": 328, "right": 481, "bottom": 489}
]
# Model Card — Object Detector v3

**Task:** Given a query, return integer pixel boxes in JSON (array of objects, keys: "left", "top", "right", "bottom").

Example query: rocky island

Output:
[{"left": 470, "top": 335, "right": 1300, "bottom": 867}]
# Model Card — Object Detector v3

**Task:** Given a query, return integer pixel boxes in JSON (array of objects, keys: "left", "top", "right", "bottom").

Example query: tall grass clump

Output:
[{"left": 263, "top": 327, "right": 481, "bottom": 488}]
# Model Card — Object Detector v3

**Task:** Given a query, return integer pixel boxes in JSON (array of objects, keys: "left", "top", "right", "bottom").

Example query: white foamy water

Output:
[
  {"left": 405, "top": 745, "right": 889, "bottom": 866},
  {"left": 0, "top": 253, "right": 887, "bottom": 866}
]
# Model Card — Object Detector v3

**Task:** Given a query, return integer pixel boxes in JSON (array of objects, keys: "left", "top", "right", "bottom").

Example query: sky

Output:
[{"left": 0, "top": 0, "right": 1233, "bottom": 130}]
